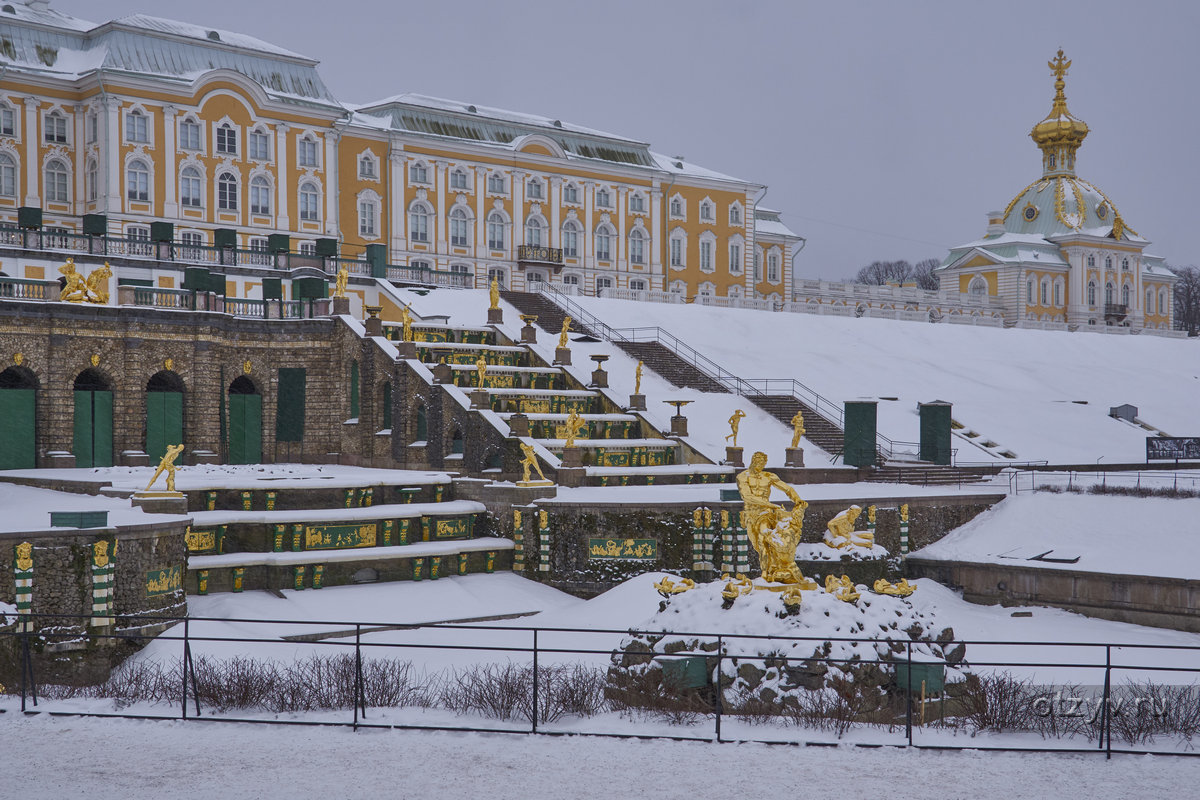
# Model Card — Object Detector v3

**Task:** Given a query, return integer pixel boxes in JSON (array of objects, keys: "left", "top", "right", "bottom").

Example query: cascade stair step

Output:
[{"left": 615, "top": 340, "right": 729, "bottom": 393}]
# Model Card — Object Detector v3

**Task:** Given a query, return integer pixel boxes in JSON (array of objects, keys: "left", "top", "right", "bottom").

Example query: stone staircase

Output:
[
  {"left": 500, "top": 290, "right": 591, "bottom": 337},
  {"left": 745, "top": 394, "right": 846, "bottom": 460},
  {"left": 863, "top": 464, "right": 1000, "bottom": 485},
  {"left": 614, "top": 340, "right": 730, "bottom": 393}
]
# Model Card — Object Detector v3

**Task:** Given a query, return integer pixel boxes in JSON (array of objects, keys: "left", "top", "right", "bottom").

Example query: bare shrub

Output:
[{"left": 440, "top": 662, "right": 609, "bottom": 724}]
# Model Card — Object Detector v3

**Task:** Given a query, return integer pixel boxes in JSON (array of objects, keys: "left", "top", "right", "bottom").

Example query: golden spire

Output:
[{"left": 1030, "top": 49, "right": 1088, "bottom": 177}]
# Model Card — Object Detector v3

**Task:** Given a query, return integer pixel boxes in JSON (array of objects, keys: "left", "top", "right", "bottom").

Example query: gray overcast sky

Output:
[{"left": 55, "top": 0, "right": 1200, "bottom": 278}]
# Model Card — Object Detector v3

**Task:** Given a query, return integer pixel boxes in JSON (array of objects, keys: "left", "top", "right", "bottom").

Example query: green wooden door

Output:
[
  {"left": 146, "top": 391, "right": 184, "bottom": 463},
  {"left": 73, "top": 390, "right": 113, "bottom": 468},
  {"left": 0, "top": 388, "right": 35, "bottom": 469},
  {"left": 228, "top": 393, "right": 262, "bottom": 464}
]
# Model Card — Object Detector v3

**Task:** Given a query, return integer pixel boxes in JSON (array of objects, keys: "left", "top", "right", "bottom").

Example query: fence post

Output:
[
  {"left": 1102, "top": 644, "right": 1112, "bottom": 758},
  {"left": 181, "top": 617, "right": 189, "bottom": 720},
  {"left": 905, "top": 641, "right": 913, "bottom": 746},
  {"left": 714, "top": 635, "right": 723, "bottom": 743},
  {"left": 353, "top": 623, "right": 364, "bottom": 729},
  {"left": 532, "top": 628, "right": 539, "bottom": 734}
]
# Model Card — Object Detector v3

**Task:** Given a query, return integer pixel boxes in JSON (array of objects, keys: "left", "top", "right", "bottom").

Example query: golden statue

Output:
[
  {"left": 146, "top": 443, "right": 185, "bottom": 492},
  {"left": 825, "top": 574, "right": 860, "bottom": 603},
  {"left": 789, "top": 409, "right": 806, "bottom": 449},
  {"left": 539, "top": 509, "right": 547, "bottom": 528},
  {"left": 475, "top": 355, "right": 488, "bottom": 387},
  {"left": 562, "top": 409, "right": 587, "bottom": 448},
  {"left": 654, "top": 576, "right": 696, "bottom": 597},
  {"left": 513, "top": 509, "right": 522, "bottom": 529},
  {"left": 873, "top": 578, "right": 915, "bottom": 597},
  {"left": 59, "top": 258, "right": 89, "bottom": 302},
  {"left": 400, "top": 304, "right": 414, "bottom": 342},
  {"left": 489, "top": 276, "right": 500, "bottom": 310},
  {"left": 15, "top": 541, "right": 32, "bottom": 571},
  {"left": 85, "top": 262, "right": 112, "bottom": 304},
  {"left": 736, "top": 451, "right": 816, "bottom": 586},
  {"left": 558, "top": 316, "right": 572, "bottom": 349},
  {"left": 634, "top": 361, "right": 643, "bottom": 395},
  {"left": 726, "top": 409, "right": 746, "bottom": 448},
  {"left": 900, "top": 503, "right": 909, "bottom": 522},
  {"left": 93, "top": 540, "right": 110, "bottom": 568},
  {"left": 824, "top": 505, "right": 874, "bottom": 550},
  {"left": 692, "top": 508, "right": 703, "bottom": 528},
  {"left": 333, "top": 264, "right": 349, "bottom": 298},
  {"left": 868, "top": 505, "right": 877, "bottom": 525},
  {"left": 518, "top": 441, "right": 549, "bottom": 483}
]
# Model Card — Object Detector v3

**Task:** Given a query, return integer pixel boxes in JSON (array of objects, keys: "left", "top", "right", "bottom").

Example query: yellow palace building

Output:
[
  {"left": 937, "top": 50, "right": 1177, "bottom": 331},
  {"left": 0, "top": 1, "right": 802, "bottom": 303}
]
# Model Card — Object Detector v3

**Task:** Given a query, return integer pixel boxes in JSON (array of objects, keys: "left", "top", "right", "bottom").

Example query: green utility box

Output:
[
  {"left": 365, "top": 243, "right": 387, "bottom": 278},
  {"left": 919, "top": 401, "right": 953, "bottom": 466},
  {"left": 262, "top": 277, "right": 283, "bottom": 300},
  {"left": 17, "top": 206, "right": 42, "bottom": 229},
  {"left": 843, "top": 400, "right": 878, "bottom": 468},
  {"left": 150, "top": 221, "right": 174, "bottom": 242},
  {"left": 182, "top": 267, "right": 210, "bottom": 291},
  {"left": 82, "top": 214, "right": 107, "bottom": 235},
  {"left": 294, "top": 276, "right": 327, "bottom": 300},
  {"left": 895, "top": 660, "right": 945, "bottom": 694},
  {"left": 315, "top": 237, "right": 338, "bottom": 257},
  {"left": 267, "top": 233, "right": 291, "bottom": 253},
  {"left": 213, "top": 228, "right": 237, "bottom": 249},
  {"left": 208, "top": 273, "right": 227, "bottom": 295},
  {"left": 50, "top": 510, "right": 109, "bottom": 528},
  {"left": 657, "top": 656, "right": 709, "bottom": 690}
]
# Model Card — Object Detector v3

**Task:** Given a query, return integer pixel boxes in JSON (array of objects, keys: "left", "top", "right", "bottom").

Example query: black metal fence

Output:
[{"left": 3, "top": 611, "right": 1198, "bottom": 759}]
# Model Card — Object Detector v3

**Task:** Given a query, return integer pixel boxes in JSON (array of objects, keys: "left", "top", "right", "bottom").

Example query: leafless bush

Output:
[
  {"left": 439, "top": 662, "right": 608, "bottom": 724},
  {"left": 957, "top": 672, "right": 1039, "bottom": 733}
]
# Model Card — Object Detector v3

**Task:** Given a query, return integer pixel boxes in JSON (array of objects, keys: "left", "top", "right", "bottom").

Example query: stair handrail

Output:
[{"left": 535, "top": 282, "right": 627, "bottom": 342}]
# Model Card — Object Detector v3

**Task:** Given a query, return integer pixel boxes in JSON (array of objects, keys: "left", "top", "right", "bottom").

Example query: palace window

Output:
[
  {"left": 564, "top": 183, "right": 579, "bottom": 204},
  {"left": 670, "top": 196, "right": 683, "bottom": 217},
  {"left": 968, "top": 276, "right": 987, "bottom": 296},
  {"left": 1147, "top": 287, "right": 1154, "bottom": 312},
  {"left": 487, "top": 211, "right": 506, "bottom": 250},
  {"left": 1054, "top": 280, "right": 1062, "bottom": 306},
  {"left": 409, "top": 202, "right": 430, "bottom": 242},
  {"left": 595, "top": 223, "right": 614, "bottom": 261},
  {"left": 1104, "top": 282, "right": 1114, "bottom": 305},
  {"left": 358, "top": 153, "right": 376, "bottom": 179},
  {"left": 450, "top": 206, "right": 471, "bottom": 247},
  {"left": 629, "top": 193, "right": 645, "bottom": 213},
  {"left": 1040, "top": 279, "right": 1049, "bottom": 306},
  {"left": 527, "top": 179, "right": 543, "bottom": 200},
  {"left": 754, "top": 250, "right": 762, "bottom": 282},
  {"left": 596, "top": 187, "right": 611, "bottom": 208},
  {"left": 768, "top": 252, "right": 780, "bottom": 283},
  {"left": 1121, "top": 258, "right": 1130, "bottom": 271},
  {"left": 699, "top": 239, "right": 713, "bottom": 272},
  {"left": 596, "top": 276, "right": 614, "bottom": 293},
  {"left": 729, "top": 241, "right": 742, "bottom": 274},
  {"left": 525, "top": 215, "right": 546, "bottom": 247},
  {"left": 179, "top": 119, "right": 201, "bottom": 150},
  {"left": 0, "top": 153, "right": 16, "bottom": 197},
  {"left": 409, "top": 161, "right": 428, "bottom": 184},
  {"left": 629, "top": 229, "right": 646, "bottom": 265},
  {"left": 450, "top": 168, "right": 469, "bottom": 190},
  {"left": 1027, "top": 280, "right": 1034, "bottom": 303},
  {"left": 297, "top": 136, "right": 319, "bottom": 168},
  {"left": 700, "top": 199, "right": 714, "bottom": 222},
  {"left": 487, "top": 173, "right": 506, "bottom": 194},
  {"left": 44, "top": 111, "right": 67, "bottom": 143},
  {"left": 299, "top": 182, "right": 320, "bottom": 221},
  {"left": 669, "top": 232, "right": 685, "bottom": 268},
  {"left": 1160, "top": 288, "right": 1168, "bottom": 315},
  {"left": 217, "top": 171, "right": 238, "bottom": 210},
  {"left": 359, "top": 199, "right": 378, "bottom": 237},
  {"left": 250, "top": 176, "right": 271, "bottom": 215},
  {"left": 729, "top": 203, "right": 742, "bottom": 225},
  {"left": 249, "top": 130, "right": 270, "bottom": 161},
  {"left": 562, "top": 220, "right": 579, "bottom": 258},
  {"left": 298, "top": 241, "right": 316, "bottom": 255},
  {"left": 630, "top": 278, "right": 646, "bottom": 292},
  {"left": 126, "top": 159, "right": 150, "bottom": 202},
  {"left": 45, "top": 159, "right": 69, "bottom": 202},
  {"left": 488, "top": 268, "right": 507, "bottom": 288},
  {"left": 0, "top": 105, "right": 14, "bottom": 136},
  {"left": 180, "top": 167, "right": 202, "bottom": 207},
  {"left": 1087, "top": 280, "right": 1096, "bottom": 306},
  {"left": 1105, "top": 256, "right": 1113, "bottom": 270},
  {"left": 125, "top": 109, "right": 148, "bottom": 143},
  {"left": 216, "top": 123, "right": 237, "bottom": 155},
  {"left": 1121, "top": 283, "right": 1130, "bottom": 307}
]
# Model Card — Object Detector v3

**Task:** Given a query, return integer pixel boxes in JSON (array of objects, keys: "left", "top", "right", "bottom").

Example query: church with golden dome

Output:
[{"left": 937, "top": 51, "right": 1177, "bottom": 331}]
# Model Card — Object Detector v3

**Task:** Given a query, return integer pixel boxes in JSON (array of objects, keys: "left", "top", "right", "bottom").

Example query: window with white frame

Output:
[
  {"left": 358, "top": 153, "right": 376, "bottom": 179},
  {"left": 767, "top": 252, "right": 780, "bottom": 283},
  {"left": 250, "top": 176, "right": 271, "bottom": 215},
  {"left": 249, "top": 129, "right": 270, "bottom": 161},
  {"left": 596, "top": 187, "right": 611, "bottom": 208},
  {"left": 44, "top": 159, "right": 69, "bottom": 202},
  {"left": 127, "top": 224, "right": 152, "bottom": 255},
  {"left": 1122, "top": 283, "right": 1130, "bottom": 307},
  {"left": 1027, "top": 280, "right": 1034, "bottom": 303},
  {"left": 1086, "top": 254, "right": 1096, "bottom": 268},
  {"left": 669, "top": 230, "right": 686, "bottom": 268},
  {"left": 85, "top": 159, "right": 96, "bottom": 201},
  {"left": 562, "top": 273, "right": 579, "bottom": 286},
  {"left": 1040, "top": 279, "right": 1049, "bottom": 305},
  {"left": 180, "top": 231, "right": 204, "bottom": 260},
  {"left": 216, "top": 123, "right": 237, "bottom": 155},
  {"left": 563, "top": 183, "right": 579, "bottom": 204},
  {"left": 179, "top": 118, "right": 201, "bottom": 151},
  {"left": 596, "top": 276, "right": 614, "bottom": 292},
  {"left": 126, "top": 159, "right": 150, "bottom": 202},
  {"left": 180, "top": 166, "right": 202, "bottom": 207},
  {"left": 487, "top": 172, "right": 506, "bottom": 194},
  {"left": 697, "top": 281, "right": 714, "bottom": 298},
  {"left": 487, "top": 211, "right": 506, "bottom": 250},
  {"left": 409, "top": 201, "right": 430, "bottom": 242},
  {"left": 1159, "top": 288, "right": 1167, "bottom": 315},
  {"left": 1121, "top": 258, "right": 1130, "bottom": 271},
  {"left": 409, "top": 161, "right": 428, "bottom": 184},
  {"left": 753, "top": 250, "right": 762, "bottom": 282},
  {"left": 450, "top": 168, "right": 469, "bottom": 190},
  {"left": 298, "top": 240, "right": 316, "bottom": 255},
  {"left": 1105, "top": 256, "right": 1113, "bottom": 270},
  {"left": 0, "top": 105, "right": 14, "bottom": 137},
  {"left": 525, "top": 215, "right": 545, "bottom": 247},
  {"left": 359, "top": 198, "right": 378, "bottom": 237},
  {"left": 297, "top": 136, "right": 319, "bottom": 168},
  {"left": 728, "top": 241, "right": 742, "bottom": 274},
  {"left": 0, "top": 153, "right": 15, "bottom": 197},
  {"left": 1104, "top": 282, "right": 1114, "bottom": 304},
  {"left": 217, "top": 171, "right": 238, "bottom": 211},
  {"left": 968, "top": 276, "right": 987, "bottom": 296},
  {"left": 700, "top": 199, "right": 714, "bottom": 222},
  {"left": 527, "top": 178, "right": 543, "bottom": 200},
  {"left": 125, "top": 109, "right": 148, "bottom": 143},
  {"left": 44, "top": 111, "right": 67, "bottom": 143},
  {"left": 1054, "top": 280, "right": 1063, "bottom": 306},
  {"left": 629, "top": 278, "right": 646, "bottom": 291},
  {"left": 450, "top": 206, "right": 471, "bottom": 247},
  {"left": 1087, "top": 281, "right": 1096, "bottom": 306},
  {"left": 729, "top": 203, "right": 742, "bottom": 225},
  {"left": 1146, "top": 287, "right": 1154, "bottom": 312},
  {"left": 488, "top": 267, "right": 507, "bottom": 288},
  {"left": 629, "top": 229, "right": 645, "bottom": 265},
  {"left": 562, "top": 220, "right": 579, "bottom": 258},
  {"left": 669, "top": 195, "right": 684, "bottom": 218},
  {"left": 728, "top": 284, "right": 743, "bottom": 300},
  {"left": 86, "top": 112, "right": 97, "bottom": 143},
  {"left": 699, "top": 234, "right": 715, "bottom": 273},
  {"left": 595, "top": 223, "right": 614, "bottom": 261},
  {"left": 629, "top": 192, "right": 645, "bottom": 213},
  {"left": 299, "top": 182, "right": 320, "bottom": 221}
]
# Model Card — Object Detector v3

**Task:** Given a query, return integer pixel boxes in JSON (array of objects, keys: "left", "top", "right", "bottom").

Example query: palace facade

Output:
[{"left": 0, "top": 1, "right": 802, "bottom": 302}]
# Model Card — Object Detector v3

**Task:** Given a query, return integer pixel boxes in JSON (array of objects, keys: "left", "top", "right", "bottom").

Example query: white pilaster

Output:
[
  {"left": 323, "top": 130, "right": 339, "bottom": 237},
  {"left": 435, "top": 160, "right": 448, "bottom": 253},
  {"left": 275, "top": 123, "right": 290, "bottom": 229},
  {"left": 388, "top": 145, "right": 405, "bottom": 258},
  {"left": 162, "top": 105, "right": 178, "bottom": 217},
  {"left": 22, "top": 97, "right": 40, "bottom": 206}
]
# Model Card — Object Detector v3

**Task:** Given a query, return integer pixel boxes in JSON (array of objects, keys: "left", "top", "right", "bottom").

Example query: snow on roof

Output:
[
  {"left": 754, "top": 209, "right": 800, "bottom": 239},
  {"left": 650, "top": 151, "right": 743, "bottom": 183},
  {"left": 108, "top": 14, "right": 311, "bottom": 61},
  {"left": 0, "top": 1, "right": 95, "bottom": 32}
]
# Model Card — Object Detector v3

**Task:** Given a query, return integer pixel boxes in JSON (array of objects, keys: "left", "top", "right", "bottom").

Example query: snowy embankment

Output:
[{"left": 570, "top": 294, "right": 1199, "bottom": 464}]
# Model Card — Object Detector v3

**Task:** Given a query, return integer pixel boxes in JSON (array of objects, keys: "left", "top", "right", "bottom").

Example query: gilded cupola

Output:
[{"left": 1030, "top": 49, "right": 1089, "bottom": 178}]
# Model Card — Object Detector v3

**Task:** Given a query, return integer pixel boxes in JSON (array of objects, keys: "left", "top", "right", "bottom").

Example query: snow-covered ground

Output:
[
  {"left": 0, "top": 463, "right": 453, "bottom": 492},
  {"left": 568, "top": 294, "right": 1200, "bottom": 464},
  {"left": 0, "top": 482, "right": 190, "bottom": 532}
]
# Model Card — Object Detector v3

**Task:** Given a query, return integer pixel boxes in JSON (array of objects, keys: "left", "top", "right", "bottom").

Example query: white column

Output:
[
  {"left": 616, "top": 187, "right": 626, "bottom": 271},
  {"left": 474, "top": 167, "right": 486, "bottom": 258},
  {"left": 323, "top": 130, "right": 339, "bottom": 237},
  {"left": 582, "top": 181, "right": 594, "bottom": 282},
  {"left": 72, "top": 103, "right": 85, "bottom": 215},
  {"left": 435, "top": 160, "right": 448, "bottom": 253},
  {"left": 103, "top": 97, "right": 121, "bottom": 211},
  {"left": 512, "top": 170, "right": 525, "bottom": 248},
  {"left": 549, "top": 176, "right": 562, "bottom": 248},
  {"left": 649, "top": 183, "right": 662, "bottom": 286},
  {"left": 275, "top": 123, "right": 290, "bottom": 229},
  {"left": 388, "top": 146, "right": 405, "bottom": 258},
  {"left": 745, "top": 192, "right": 756, "bottom": 296},
  {"left": 162, "top": 105, "right": 178, "bottom": 217},
  {"left": 22, "top": 97, "right": 40, "bottom": 206}
]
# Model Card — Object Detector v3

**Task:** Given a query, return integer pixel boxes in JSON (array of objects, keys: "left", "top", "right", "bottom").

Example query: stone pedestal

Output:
[
  {"left": 515, "top": 480, "right": 556, "bottom": 491},
  {"left": 560, "top": 446, "right": 584, "bottom": 468},
  {"left": 670, "top": 415, "right": 689, "bottom": 438},
  {"left": 364, "top": 317, "right": 383, "bottom": 338},
  {"left": 507, "top": 413, "right": 531, "bottom": 437},
  {"left": 331, "top": 296, "right": 351, "bottom": 316},
  {"left": 554, "top": 347, "right": 572, "bottom": 366},
  {"left": 724, "top": 446, "right": 744, "bottom": 467},
  {"left": 45, "top": 452, "right": 76, "bottom": 469},
  {"left": 119, "top": 450, "right": 150, "bottom": 467},
  {"left": 432, "top": 362, "right": 453, "bottom": 384},
  {"left": 189, "top": 450, "right": 219, "bottom": 466},
  {"left": 471, "top": 388, "right": 490, "bottom": 409},
  {"left": 590, "top": 367, "right": 608, "bottom": 388},
  {"left": 521, "top": 322, "right": 538, "bottom": 344},
  {"left": 785, "top": 447, "right": 805, "bottom": 468},
  {"left": 395, "top": 340, "right": 417, "bottom": 359},
  {"left": 628, "top": 393, "right": 646, "bottom": 411},
  {"left": 557, "top": 467, "right": 586, "bottom": 488},
  {"left": 488, "top": 307, "right": 504, "bottom": 325},
  {"left": 132, "top": 490, "right": 188, "bottom": 514}
]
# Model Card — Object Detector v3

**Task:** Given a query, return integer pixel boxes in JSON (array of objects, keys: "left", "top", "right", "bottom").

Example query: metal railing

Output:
[{"left": 4, "top": 610, "right": 1199, "bottom": 758}]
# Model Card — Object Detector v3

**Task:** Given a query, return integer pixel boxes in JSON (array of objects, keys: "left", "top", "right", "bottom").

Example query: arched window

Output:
[
  {"left": 487, "top": 211, "right": 506, "bottom": 250},
  {"left": 299, "top": 182, "right": 320, "bottom": 221},
  {"left": 86, "top": 159, "right": 97, "bottom": 201},
  {"left": 250, "top": 175, "right": 271, "bottom": 215},
  {"left": 1159, "top": 289, "right": 1168, "bottom": 315},
  {"left": 179, "top": 117, "right": 201, "bottom": 150},
  {"left": 181, "top": 166, "right": 202, "bottom": 207},
  {"left": 125, "top": 109, "right": 148, "bottom": 143},
  {"left": 525, "top": 214, "right": 545, "bottom": 247},
  {"left": 968, "top": 276, "right": 988, "bottom": 296},
  {"left": 1121, "top": 283, "right": 1130, "bottom": 307},
  {"left": 1147, "top": 287, "right": 1154, "bottom": 312},
  {"left": 1087, "top": 280, "right": 1097, "bottom": 306},
  {"left": 596, "top": 276, "right": 614, "bottom": 293},
  {"left": 409, "top": 161, "right": 428, "bottom": 184},
  {"left": 1121, "top": 258, "right": 1129, "bottom": 271},
  {"left": 700, "top": 199, "right": 714, "bottom": 221},
  {"left": 297, "top": 135, "right": 319, "bottom": 168},
  {"left": 527, "top": 178, "right": 543, "bottom": 200},
  {"left": 450, "top": 168, "right": 469, "bottom": 190},
  {"left": 450, "top": 206, "right": 471, "bottom": 247},
  {"left": 1026, "top": 279, "right": 1034, "bottom": 304},
  {"left": 409, "top": 201, "right": 430, "bottom": 242},
  {"left": 1040, "top": 279, "right": 1049, "bottom": 305},
  {"left": 563, "top": 183, "right": 579, "bottom": 204},
  {"left": 126, "top": 159, "right": 150, "bottom": 202},
  {"left": 729, "top": 204, "right": 742, "bottom": 225},
  {"left": 488, "top": 267, "right": 507, "bottom": 288},
  {"left": 670, "top": 195, "right": 683, "bottom": 217},
  {"left": 359, "top": 197, "right": 378, "bottom": 237},
  {"left": 358, "top": 153, "right": 377, "bottom": 179},
  {"left": 596, "top": 187, "right": 611, "bottom": 208},
  {"left": 216, "top": 122, "right": 237, "bottom": 155},
  {"left": 767, "top": 252, "right": 780, "bottom": 282},
  {"left": 1054, "top": 280, "right": 1062, "bottom": 306},
  {"left": 562, "top": 220, "right": 579, "bottom": 258},
  {"left": 487, "top": 173, "right": 506, "bottom": 194},
  {"left": 1105, "top": 256, "right": 1113, "bottom": 270},
  {"left": 562, "top": 273, "right": 580, "bottom": 286},
  {"left": 629, "top": 229, "right": 646, "bottom": 265},
  {"left": 217, "top": 171, "right": 238, "bottom": 210},
  {"left": 629, "top": 278, "right": 647, "bottom": 291},
  {"left": 45, "top": 159, "right": 69, "bottom": 202},
  {"left": 595, "top": 223, "right": 614, "bottom": 261},
  {"left": 1086, "top": 254, "right": 1096, "bottom": 268},
  {"left": 44, "top": 110, "right": 67, "bottom": 143},
  {"left": 0, "top": 153, "right": 16, "bottom": 198},
  {"left": 1104, "top": 282, "right": 1114, "bottom": 305},
  {"left": 629, "top": 193, "right": 645, "bottom": 213}
]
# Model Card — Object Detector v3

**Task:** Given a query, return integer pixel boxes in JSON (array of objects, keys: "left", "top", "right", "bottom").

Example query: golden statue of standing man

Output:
[
  {"left": 333, "top": 264, "right": 349, "bottom": 299},
  {"left": 475, "top": 355, "right": 488, "bottom": 387},
  {"left": 489, "top": 276, "right": 500, "bottom": 310},
  {"left": 735, "top": 451, "right": 814, "bottom": 585},
  {"left": 558, "top": 316, "right": 572, "bottom": 349},
  {"left": 519, "top": 441, "right": 550, "bottom": 483},
  {"left": 146, "top": 444, "right": 185, "bottom": 493},
  {"left": 400, "top": 303, "right": 414, "bottom": 342},
  {"left": 562, "top": 409, "right": 587, "bottom": 448},
  {"left": 790, "top": 409, "right": 806, "bottom": 449},
  {"left": 634, "top": 361, "right": 643, "bottom": 395},
  {"left": 726, "top": 409, "right": 746, "bottom": 448},
  {"left": 59, "top": 258, "right": 89, "bottom": 302}
]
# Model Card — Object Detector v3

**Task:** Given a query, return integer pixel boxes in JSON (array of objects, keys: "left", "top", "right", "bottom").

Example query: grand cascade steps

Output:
[{"left": 614, "top": 340, "right": 730, "bottom": 393}]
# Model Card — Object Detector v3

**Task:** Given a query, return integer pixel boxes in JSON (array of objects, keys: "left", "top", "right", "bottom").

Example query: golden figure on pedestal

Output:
[
  {"left": 59, "top": 258, "right": 89, "bottom": 302},
  {"left": 790, "top": 409, "right": 806, "bottom": 449},
  {"left": 824, "top": 505, "right": 874, "bottom": 550},
  {"left": 146, "top": 443, "right": 185, "bottom": 492},
  {"left": 735, "top": 451, "right": 817, "bottom": 587},
  {"left": 85, "top": 263, "right": 112, "bottom": 304},
  {"left": 726, "top": 409, "right": 746, "bottom": 448},
  {"left": 333, "top": 264, "right": 349, "bottom": 298},
  {"left": 475, "top": 356, "right": 488, "bottom": 388},
  {"left": 634, "top": 361, "right": 643, "bottom": 395},
  {"left": 562, "top": 409, "right": 587, "bottom": 448},
  {"left": 489, "top": 276, "right": 500, "bottom": 310},
  {"left": 518, "top": 441, "right": 549, "bottom": 484},
  {"left": 558, "top": 317, "right": 572, "bottom": 349},
  {"left": 400, "top": 304, "right": 414, "bottom": 342}
]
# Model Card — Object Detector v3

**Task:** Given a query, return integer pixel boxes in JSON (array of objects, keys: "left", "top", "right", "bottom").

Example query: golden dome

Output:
[{"left": 1030, "top": 50, "right": 1088, "bottom": 177}]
